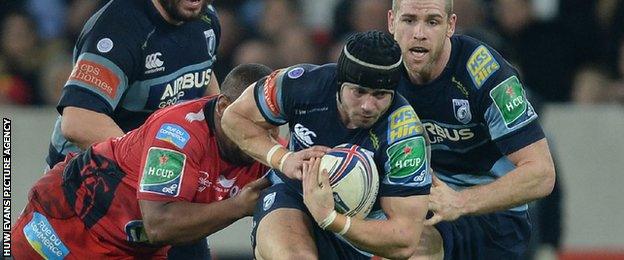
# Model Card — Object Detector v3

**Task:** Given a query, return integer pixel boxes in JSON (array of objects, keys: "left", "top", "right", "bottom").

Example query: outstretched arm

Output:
[
  {"left": 426, "top": 138, "right": 555, "bottom": 225},
  {"left": 140, "top": 178, "right": 270, "bottom": 245},
  {"left": 222, "top": 84, "right": 328, "bottom": 179}
]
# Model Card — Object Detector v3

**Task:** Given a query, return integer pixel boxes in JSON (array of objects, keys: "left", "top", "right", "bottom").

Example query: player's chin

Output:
[{"left": 177, "top": 0, "right": 205, "bottom": 18}]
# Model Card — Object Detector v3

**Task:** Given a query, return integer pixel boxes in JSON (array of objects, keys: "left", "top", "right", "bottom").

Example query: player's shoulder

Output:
[
  {"left": 146, "top": 97, "right": 214, "bottom": 148},
  {"left": 279, "top": 63, "right": 337, "bottom": 95},
  {"left": 452, "top": 35, "right": 518, "bottom": 92},
  {"left": 380, "top": 95, "right": 425, "bottom": 145}
]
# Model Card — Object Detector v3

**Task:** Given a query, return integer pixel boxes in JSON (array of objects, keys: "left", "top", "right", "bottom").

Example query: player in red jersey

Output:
[{"left": 11, "top": 64, "right": 273, "bottom": 259}]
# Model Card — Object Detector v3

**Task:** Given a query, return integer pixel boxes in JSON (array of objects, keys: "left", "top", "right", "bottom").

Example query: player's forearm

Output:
[
  {"left": 141, "top": 199, "right": 246, "bottom": 245},
  {"left": 61, "top": 107, "right": 124, "bottom": 149},
  {"left": 340, "top": 217, "right": 422, "bottom": 259},
  {"left": 461, "top": 160, "right": 555, "bottom": 215},
  {"left": 221, "top": 107, "right": 281, "bottom": 167}
]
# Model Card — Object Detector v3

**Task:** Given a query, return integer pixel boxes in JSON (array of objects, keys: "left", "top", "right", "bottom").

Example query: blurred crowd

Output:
[{"left": 1, "top": 0, "right": 623, "bottom": 107}]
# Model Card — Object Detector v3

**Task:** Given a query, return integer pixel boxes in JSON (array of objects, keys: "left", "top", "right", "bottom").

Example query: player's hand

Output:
[
  {"left": 424, "top": 175, "right": 465, "bottom": 226},
  {"left": 302, "top": 157, "right": 334, "bottom": 225},
  {"left": 281, "top": 145, "right": 330, "bottom": 180},
  {"left": 234, "top": 177, "right": 271, "bottom": 216}
]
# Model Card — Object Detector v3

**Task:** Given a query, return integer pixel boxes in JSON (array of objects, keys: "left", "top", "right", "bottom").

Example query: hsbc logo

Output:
[{"left": 145, "top": 52, "right": 165, "bottom": 74}]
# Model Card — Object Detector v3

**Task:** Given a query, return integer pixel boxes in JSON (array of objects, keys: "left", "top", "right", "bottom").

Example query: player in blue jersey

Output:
[
  {"left": 44, "top": 0, "right": 221, "bottom": 259},
  {"left": 387, "top": 0, "right": 556, "bottom": 259},
  {"left": 222, "top": 31, "right": 432, "bottom": 259}
]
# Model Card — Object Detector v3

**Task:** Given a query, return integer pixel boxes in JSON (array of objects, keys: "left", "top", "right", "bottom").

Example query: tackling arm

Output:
[
  {"left": 459, "top": 138, "right": 555, "bottom": 215},
  {"left": 61, "top": 107, "right": 124, "bottom": 149},
  {"left": 221, "top": 84, "right": 284, "bottom": 167},
  {"left": 139, "top": 178, "right": 270, "bottom": 245}
]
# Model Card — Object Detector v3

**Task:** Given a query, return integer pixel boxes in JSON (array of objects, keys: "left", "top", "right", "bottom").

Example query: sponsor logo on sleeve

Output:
[
  {"left": 466, "top": 45, "right": 500, "bottom": 88},
  {"left": 386, "top": 137, "right": 427, "bottom": 184},
  {"left": 263, "top": 69, "right": 284, "bottom": 116},
  {"left": 287, "top": 67, "right": 305, "bottom": 79},
  {"left": 155, "top": 123, "right": 190, "bottom": 149},
  {"left": 140, "top": 147, "right": 186, "bottom": 196},
  {"left": 388, "top": 105, "right": 423, "bottom": 143},
  {"left": 489, "top": 76, "right": 528, "bottom": 128},
  {"left": 452, "top": 99, "right": 472, "bottom": 124},
  {"left": 23, "top": 212, "right": 70, "bottom": 259},
  {"left": 69, "top": 59, "right": 120, "bottom": 98},
  {"left": 96, "top": 38, "right": 113, "bottom": 53}
]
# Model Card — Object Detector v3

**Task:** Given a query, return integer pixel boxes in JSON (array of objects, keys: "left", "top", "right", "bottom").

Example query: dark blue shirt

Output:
[
  {"left": 47, "top": 0, "right": 221, "bottom": 166},
  {"left": 396, "top": 35, "right": 544, "bottom": 210},
  {"left": 254, "top": 64, "right": 432, "bottom": 204}
]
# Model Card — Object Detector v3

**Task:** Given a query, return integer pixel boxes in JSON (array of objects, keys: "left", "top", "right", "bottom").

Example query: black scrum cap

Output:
[{"left": 337, "top": 31, "right": 402, "bottom": 90}]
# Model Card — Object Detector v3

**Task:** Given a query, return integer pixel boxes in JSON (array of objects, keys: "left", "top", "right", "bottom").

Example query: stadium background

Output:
[{"left": 1, "top": 0, "right": 623, "bottom": 259}]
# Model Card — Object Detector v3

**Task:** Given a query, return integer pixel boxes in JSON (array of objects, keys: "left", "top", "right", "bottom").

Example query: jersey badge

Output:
[
  {"left": 263, "top": 192, "right": 277, "bottom": 211},
  {"left": 385, "top": 136, "right": 428, "bottom": 184},
  {"left": 293, "top": 123, "right": 316, "bottom": 147},
  {"left": 185, "top": 109, "right": 205, "bottom": 123},
  {"left": 388, "top": 105, "right": 422, "bottom": 143},
  {"left": 198, "top": 171, "right": 211, "bottom": 192},
  {"left": 489, "top": 76, "right": 530, "bottom": 128},
  {"left": 287, "top": 67, "right": 305, "bottom": 79},
  {"left": 140, "top": 147, "right": 186, "bottom": 196},
  {"left": 467, "top": 45, "right": 500, "bottom": 88},
  {"left": 96, "top": 38, "right": 113, "bottom": 53},
  {"left": 204, "top": 29, "right": 216, "bottom": 56},
  {"left": 452, "top": 99, "right": 472, "bottom": 124},
  {"left": 145, "top": 52, "right": 165, "bottom": 74},
  {"left": 156, "top": 123, "right": 190, "bottom": 149},
  {"left": 23, "top": 212, "right": 70, "bottom": 259}
]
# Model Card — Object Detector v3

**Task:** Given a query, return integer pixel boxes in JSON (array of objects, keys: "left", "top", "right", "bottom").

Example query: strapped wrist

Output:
[{"left": 319, "top": 210, "right": 337, "bottom": 230}]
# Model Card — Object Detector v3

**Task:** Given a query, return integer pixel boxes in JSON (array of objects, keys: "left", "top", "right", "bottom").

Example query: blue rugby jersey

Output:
[
  {"left": 396, "top": 35, "right": 545, "bottom": 211},
  {"left": 47, "top": 0, "right": 221, "bottom": 166},
  {"left": 254, "top": 64, "right": 432, "bottom": 208}
]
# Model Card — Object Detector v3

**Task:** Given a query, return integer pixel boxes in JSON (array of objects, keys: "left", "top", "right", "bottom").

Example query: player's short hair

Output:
[
  {"left": 337, "top": 31, "right": 402, "bottom": 90},
  {"left": 392, "top": 0, "right": 453, "bottom": 16},
  {"left": 221, "top": 63, "right": 273, "bottom": 101}
]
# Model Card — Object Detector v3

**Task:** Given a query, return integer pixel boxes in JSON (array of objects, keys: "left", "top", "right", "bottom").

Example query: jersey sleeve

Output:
[
  {"left": 472, "top": 45, "right": 545, "bottom": 155},
  {"left": 378, "top": 103, "right": 432, "bottom": 197},
  {"left": 253, "top": 65, "right": 323, "bottom": 125},
  {"left": 57, "top": 13, "right": 140, "bottom": 115},
  {"left": 136, "top": 116, "right": 204, "bottom": 202}
]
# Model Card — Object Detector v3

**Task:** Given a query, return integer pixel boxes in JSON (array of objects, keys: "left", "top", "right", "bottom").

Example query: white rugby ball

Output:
[{"left": 320, "top": 143, "right": 379, "bottom": 219}]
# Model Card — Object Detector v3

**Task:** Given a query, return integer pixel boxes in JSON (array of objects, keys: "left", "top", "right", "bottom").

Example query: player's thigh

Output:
[
  {"left": 255, "top": 208, "right": 318, "bottom": 260},
  {"left": 409, "top": 225, "right": 444, "bottom": 260}
]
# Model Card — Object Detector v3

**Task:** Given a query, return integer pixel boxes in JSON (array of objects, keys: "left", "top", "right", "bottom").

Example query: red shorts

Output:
[{"left": 11, "top": 156, "right": 167, "bottom": 259}]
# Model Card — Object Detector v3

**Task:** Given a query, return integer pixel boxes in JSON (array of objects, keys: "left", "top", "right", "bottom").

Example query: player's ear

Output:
[
  {"left": 447, "top": 13, "right": 457, "bottom": 37},
  {"left": 216, "top": 95, "right": 231, "bottom": 117},
  {"left": 388, "top": 10, "right": 395, "bottom": 34}
]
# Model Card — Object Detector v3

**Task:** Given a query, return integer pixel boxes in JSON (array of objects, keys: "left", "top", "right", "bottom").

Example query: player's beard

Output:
[
  {"left": 158, "top": 0, "right": 208, "bottom": 22},
  {"left": 216, "top": 137, "right": 255, "bottom": 166}
]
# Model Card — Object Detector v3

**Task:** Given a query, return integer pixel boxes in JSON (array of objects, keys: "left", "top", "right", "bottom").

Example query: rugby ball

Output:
[{"left": 320, "top": 144, "right": 379, "bottom": 219}]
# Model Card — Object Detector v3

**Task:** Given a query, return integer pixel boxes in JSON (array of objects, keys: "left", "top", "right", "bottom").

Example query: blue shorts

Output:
[
  {"left": 434, "top": 210, "right": 531, "bottom": 260},
  {"left": 251, "top": 183, "right": 373, "bottom": 260}
]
